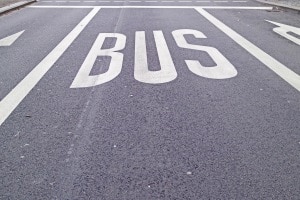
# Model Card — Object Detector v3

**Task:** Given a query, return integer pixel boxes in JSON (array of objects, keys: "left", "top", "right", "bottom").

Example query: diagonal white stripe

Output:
[
  {"left": 195, "top": 8, "right": 300, "bottom": 92},
  {"left": 0, "top": 8, "right": 100, "bottom": 126}
]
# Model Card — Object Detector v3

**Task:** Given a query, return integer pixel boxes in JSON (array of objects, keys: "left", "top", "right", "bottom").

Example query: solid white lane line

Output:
[
  {"left": 0, "top": 7, "right": 101, "bottom": 127},
  {"left": 29, "top": 5, "right": 273, "bottom": 9},
  {"left": 195, "top": 8, "right": 300, "bottom": 92}
]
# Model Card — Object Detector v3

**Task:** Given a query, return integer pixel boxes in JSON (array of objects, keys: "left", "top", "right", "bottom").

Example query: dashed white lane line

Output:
[
  {"left": 30, "top": 6, "right": 272, "bottom": 9},
  {"left": 195, "top": 8, "right": 300, "bottom": 92},
  {"left": 39, "top": 0, "right": 249, "bottom": 2},
  {"left": 0, "top": 7, "right": 101, "bottom": 127}
]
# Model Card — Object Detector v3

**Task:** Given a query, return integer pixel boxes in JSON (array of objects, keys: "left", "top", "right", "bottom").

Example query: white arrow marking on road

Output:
[
  {"left": 266, "top": 20, "right": 300, "bottom": 46},
  {"left": 0, "top": 30, "right": 25, "bottom": 47},
  {"left": 196, "top": 8, "right": 300, "bottom": 92}
]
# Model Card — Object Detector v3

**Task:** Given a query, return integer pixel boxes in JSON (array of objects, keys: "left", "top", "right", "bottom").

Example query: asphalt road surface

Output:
[{"left": 0, "top": 0, "right": 300, "bottom": 199}]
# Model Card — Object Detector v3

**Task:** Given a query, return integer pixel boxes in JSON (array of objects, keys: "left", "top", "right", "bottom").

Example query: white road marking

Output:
[
  {"left": 0, "top": 30, "right": 24, "bottom": 47},
  {"left": 173, "top": 29, "right": 237, "bottom": 79},
  {"left": 266, "top": 20, "right": 300, "bottom": 46},
  {"left": 37, "top": 0, "right": 249, "bottom": 2},
  {"left": 134, "top": 31, "right": 177, "bottom": 84},
  {"left": 0, "top": 8, "right": 101, "bottom": 127},
  {"left": 30, "top": 5, "right": 273, "bottom": 9},
  {"left": 195, "top": 8, "right": 300, "bottom": 91},
  {"left": 71, "top": 33, "right": 126, "bottom": 88},
  {"left": 114, "top": 1, "right": 125, "bottom": 2}
]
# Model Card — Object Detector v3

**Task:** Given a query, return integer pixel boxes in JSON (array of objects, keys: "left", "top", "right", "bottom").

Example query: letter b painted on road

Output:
[{"left": 71, "top": 33, "right": 126, "bottom": 88}]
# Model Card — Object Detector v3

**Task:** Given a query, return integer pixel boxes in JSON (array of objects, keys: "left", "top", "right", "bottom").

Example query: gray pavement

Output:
[{"left": 0, "top": 1, "right": 300, "bottom": 199}]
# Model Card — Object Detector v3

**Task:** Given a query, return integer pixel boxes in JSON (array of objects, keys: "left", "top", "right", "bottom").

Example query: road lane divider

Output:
[
  {"left": 195, "top": 8, "right": 300, "bottom": 92},
  {"left": 30, "top": 5, "right": 272, "bottom": 9},
  {"left": 0, "top": 7, "right": 100, "bottom": 126}
]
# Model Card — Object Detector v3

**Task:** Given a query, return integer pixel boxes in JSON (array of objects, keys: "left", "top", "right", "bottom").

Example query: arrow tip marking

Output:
[{"left": 0, "top": 30, "right": 25, "bottom": 47}]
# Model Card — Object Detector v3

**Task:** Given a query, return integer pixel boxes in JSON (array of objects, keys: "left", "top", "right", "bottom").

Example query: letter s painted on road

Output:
[{"left": 172, "top": 29, "right": 237, "bottom": 79}]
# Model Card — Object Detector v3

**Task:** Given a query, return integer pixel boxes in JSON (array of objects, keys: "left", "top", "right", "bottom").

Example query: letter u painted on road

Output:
[{"left": 134, "top": 31, "right": 177, "bottom": 84}]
